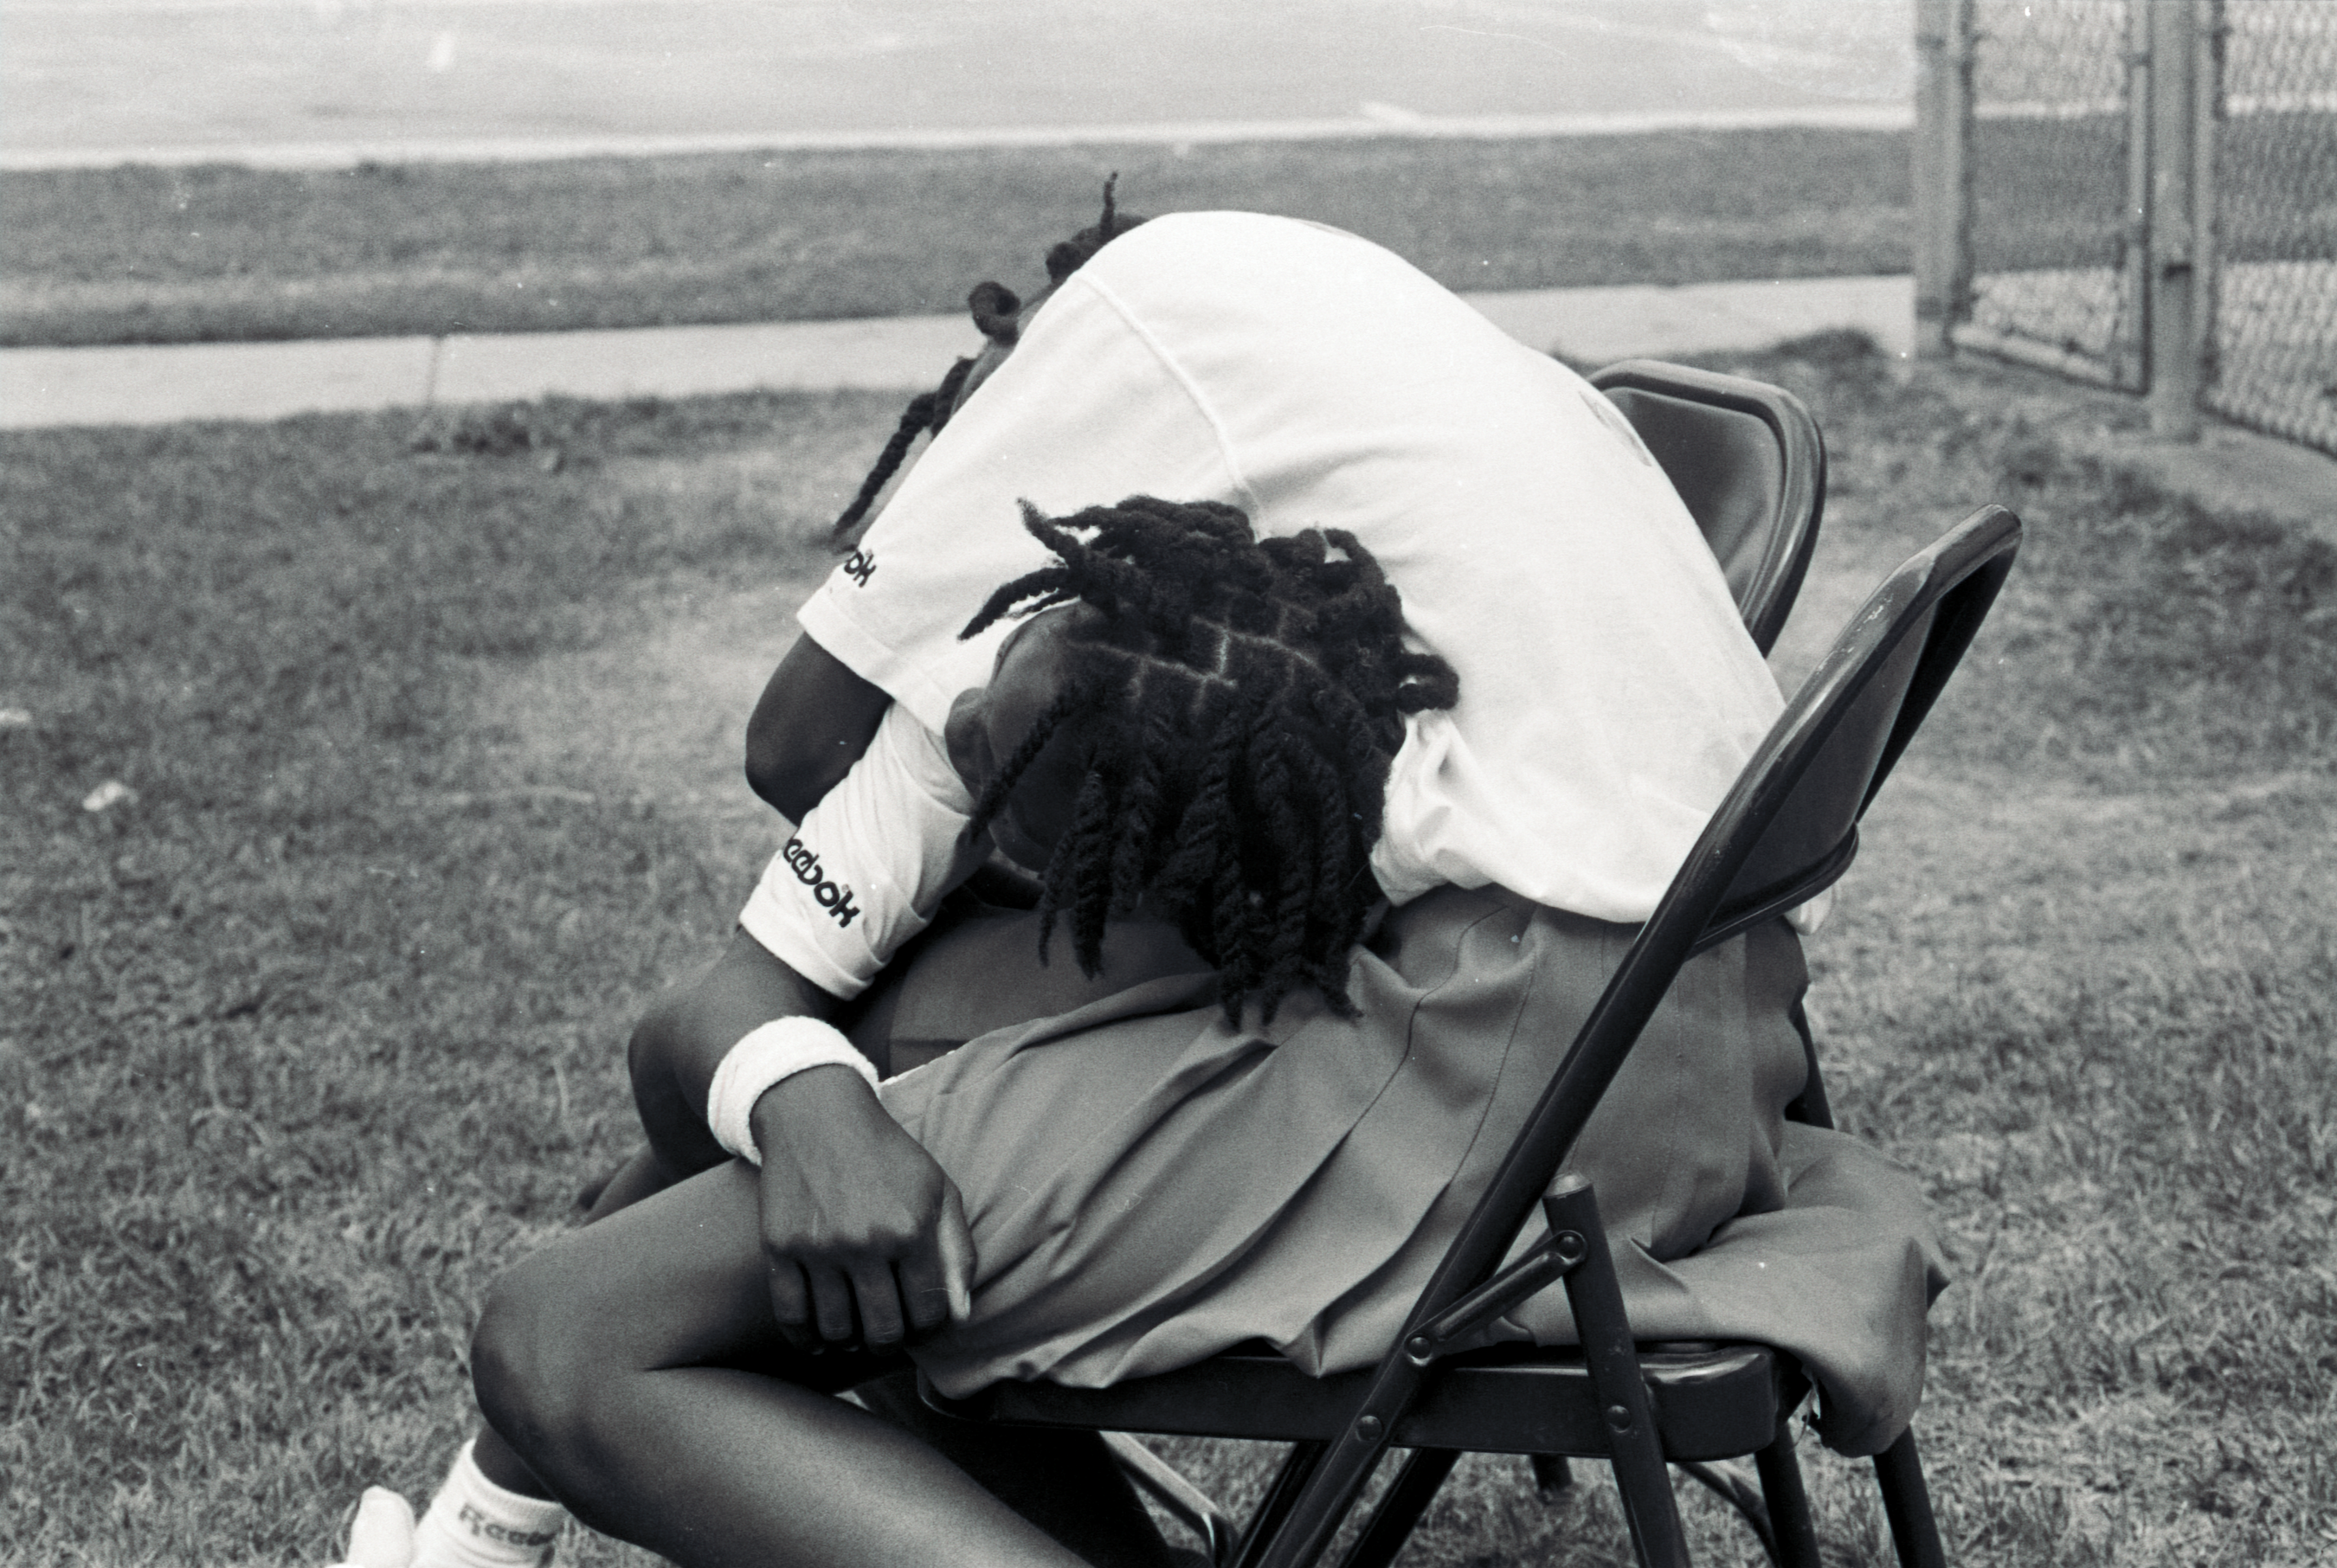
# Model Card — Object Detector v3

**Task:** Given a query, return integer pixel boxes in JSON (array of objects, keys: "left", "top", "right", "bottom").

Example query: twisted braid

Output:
[
  {"left": 830, "top": 179, "right": 1148, "bottom": 544},
  {"left": 827, "top": 355, "right": 975, "bottom": 540},
  {"left": 961, "top": 497, "right": 1459, "bottom": 1027},
  {"left": 1046, "top": 171, "right": 1141, "bottom": 284}
]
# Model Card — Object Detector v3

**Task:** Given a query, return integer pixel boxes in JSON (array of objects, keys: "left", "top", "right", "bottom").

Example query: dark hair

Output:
[
  {"left": 960, "top": 496, "right": 1460, "bottom": 1027},
  {"left": 829, "top": 178, "right": 1147, "bottom": 543}
]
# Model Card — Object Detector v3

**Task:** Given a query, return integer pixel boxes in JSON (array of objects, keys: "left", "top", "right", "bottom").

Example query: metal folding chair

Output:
[
  {"left": 922, "top": 504, "right": 2023, "bottom": 1568},
  {"left": 1590, "top": 359, "right": 1826, "bottom": 655}
]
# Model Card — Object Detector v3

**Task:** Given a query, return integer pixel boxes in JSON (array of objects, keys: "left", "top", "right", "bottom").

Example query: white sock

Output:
[{"left": 409, "top": 1440, "right": 567, "bottom": 1568}]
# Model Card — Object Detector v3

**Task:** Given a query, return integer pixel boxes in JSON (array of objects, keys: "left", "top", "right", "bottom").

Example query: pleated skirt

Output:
[{"left": 861, "top": 885, "right": 1904, "bottom": 1411}]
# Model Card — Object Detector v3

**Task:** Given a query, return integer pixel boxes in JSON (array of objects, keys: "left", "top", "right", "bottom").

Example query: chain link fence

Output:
[
  {"left": 2205, "top": 0, "right": 2337, "bottom": 452},
  {"left": 1967, "top": 0, "right": 2147, "bottom": 390},
  {"left": 1919, "top": 0, "right": 2337, "bottom": 455}
]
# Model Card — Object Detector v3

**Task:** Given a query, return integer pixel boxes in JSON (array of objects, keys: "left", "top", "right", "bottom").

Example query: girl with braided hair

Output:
[
  {"left": 951, "top": 495, "right": 1460, "bottom": 1026},
  {"left": 419, "top": 499, "right": 1461, "bottom": 1568},
  {"left": 364, "top": 200, "right": 1935, "bottom": 1568}
]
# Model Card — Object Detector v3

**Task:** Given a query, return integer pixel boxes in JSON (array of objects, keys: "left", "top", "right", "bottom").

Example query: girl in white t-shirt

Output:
[
  {"left": 460, "top": 500, "right": 1628, "bottom": 1568},
  {"left": 353, "top": 201, "right": 1858, "bottom": 1568}
]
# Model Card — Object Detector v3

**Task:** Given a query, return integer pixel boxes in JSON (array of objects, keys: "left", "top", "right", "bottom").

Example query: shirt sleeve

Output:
[{"left": 737, "top": 703, "right": 985, "bottom": 999}]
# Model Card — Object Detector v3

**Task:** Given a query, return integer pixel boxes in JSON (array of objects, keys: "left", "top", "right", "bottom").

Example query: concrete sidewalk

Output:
[{"left": 0, "top": 275, "right": 1915, "bottom": 430}]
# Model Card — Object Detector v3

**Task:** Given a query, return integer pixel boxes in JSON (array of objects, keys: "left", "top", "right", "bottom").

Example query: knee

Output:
[{"left": 471, "top": 1251, "right": 602, "bottom": 1490}]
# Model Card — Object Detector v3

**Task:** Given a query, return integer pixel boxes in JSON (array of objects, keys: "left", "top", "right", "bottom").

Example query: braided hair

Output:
[
  {"left": 829, "top": 177, "right": 1147, "bottom": 542},
  {"left": 961, "top": 496, "right": 1461, "bottom": 1028}
]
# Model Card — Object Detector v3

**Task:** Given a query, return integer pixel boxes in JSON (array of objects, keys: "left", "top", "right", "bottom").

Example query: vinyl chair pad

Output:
[{"left": 1485, "top": 1119, "right": 1948, "bottom": 1457}]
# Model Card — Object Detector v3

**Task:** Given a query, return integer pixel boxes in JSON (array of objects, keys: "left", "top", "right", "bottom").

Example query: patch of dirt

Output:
[
  {"left": 471, "top": 569, "right": 828, "bottom": 836},
  {"left": 460, "top": 432, "right": 860, "bottom": 837}
]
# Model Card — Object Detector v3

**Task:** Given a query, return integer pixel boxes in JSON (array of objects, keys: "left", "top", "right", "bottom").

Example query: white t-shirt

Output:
[{"left": 795, "top": 211, "right": 1787, "bottom": 925}]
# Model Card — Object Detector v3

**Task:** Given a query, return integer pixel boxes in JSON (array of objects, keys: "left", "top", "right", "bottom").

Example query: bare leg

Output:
[
  {"left": 484, "top": 1152, "right": 1180, "bottom": 1558},
  {"left": 473, "top": 1145, "right": 703, "bottom": 1496},
  {"left": 578, "top": 1144, "right": 688, "bottom": 1220},
  {"left": 853, "top": 1370, "right": 1188, "bottom": 1568},
  {"left": 472, "top": 1160, "right": 1117, "bottom": 1567}
]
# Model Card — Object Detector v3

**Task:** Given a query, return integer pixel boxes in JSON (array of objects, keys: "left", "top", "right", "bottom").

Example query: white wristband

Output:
[{"left": 706, "top": 1017, "right": 879, "bottom": 1166}]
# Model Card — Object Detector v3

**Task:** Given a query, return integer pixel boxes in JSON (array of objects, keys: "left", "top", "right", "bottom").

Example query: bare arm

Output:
[
  {"left": 744, "top": 637, "right": 892, "bottom": 820},
  {"left": 628, "top": 931, "right": 971, "bottom": 1353},
  {"left": 637, "top": 930, "right": 842, "bottom": 1128}
]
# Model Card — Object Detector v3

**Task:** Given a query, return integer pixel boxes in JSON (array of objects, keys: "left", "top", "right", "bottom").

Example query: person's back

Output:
[{"left": 802, "top": 209, "right": 1787, "bottom": 924}]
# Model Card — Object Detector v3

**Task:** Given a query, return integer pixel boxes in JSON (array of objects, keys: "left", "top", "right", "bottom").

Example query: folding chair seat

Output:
[
  {"left": 1589, "top": 359, "right": 1826, "bottom": 656},
  {"left": 921, "top": 504, "right": 2023, "bottom": 1568}
]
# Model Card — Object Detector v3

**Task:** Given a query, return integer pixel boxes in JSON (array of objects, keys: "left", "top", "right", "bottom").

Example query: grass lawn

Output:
[
  {"left": 17, "top": 115, "right": 2316, "bottom": 353},
  {"left": 4, "top": 340, "right": 2335, "bottom": 1566},
  {"left": 0, "top": 129, "right": 1913, "bottom": 348}
]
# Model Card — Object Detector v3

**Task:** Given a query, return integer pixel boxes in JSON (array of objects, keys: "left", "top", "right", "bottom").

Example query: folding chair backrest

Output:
[
  {"left": 1589, "top": 360, "right": 1825, "bottom": 654},
  {"left": 1227, "top": 504, "right": 2021, "bottom": 1568},
  {"left": 923, "top": 507, "right": 2021, "bottom": 1568},
  {"left": 1404, "top": 504, "right": 2022, "bottom": 1373},
  {"left": 1696, "top": 505, "right": 2019, "bottom": 951}
]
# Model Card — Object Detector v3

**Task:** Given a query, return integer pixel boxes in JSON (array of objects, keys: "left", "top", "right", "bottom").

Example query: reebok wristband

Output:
[{"left": 705, "top": 1017, "right": 879, "bottom": 1165}]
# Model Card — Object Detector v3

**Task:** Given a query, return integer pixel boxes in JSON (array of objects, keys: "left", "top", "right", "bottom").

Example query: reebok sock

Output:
[{"left": 410, "top": 1440, "right": 567, "bottom": 1568}]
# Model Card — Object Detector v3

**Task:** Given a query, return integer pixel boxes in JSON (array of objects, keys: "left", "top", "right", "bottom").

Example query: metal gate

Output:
[{"left": 1916, "top": 0, "right": 2337, "bottom": 455}]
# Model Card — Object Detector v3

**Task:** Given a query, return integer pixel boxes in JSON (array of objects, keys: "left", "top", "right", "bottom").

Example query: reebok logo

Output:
[
  {"left": 842, "top": 547, "right": 876, "bottom": 587},
  {"left": 456, "top": 1503, "right": 557, "bottom": 1551},
  {"left": 782, "top": 837, "right": 863, "bottom": 928}
]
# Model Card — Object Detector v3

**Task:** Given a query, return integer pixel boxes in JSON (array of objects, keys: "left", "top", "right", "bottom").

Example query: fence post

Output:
[
  {"left": 2192, "top": 0, "right": 2224, "bottom": 400},
  {"left": 1912, "top": 0, "right": 1973, "bottom": 358},
  {"left": 2147, "top": 0, "right": 2201, "bottom": 438}
]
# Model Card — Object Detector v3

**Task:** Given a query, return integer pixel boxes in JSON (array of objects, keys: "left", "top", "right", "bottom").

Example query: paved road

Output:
[{"left": 3, "top": 0, "right": 1915, "bottom": 168}]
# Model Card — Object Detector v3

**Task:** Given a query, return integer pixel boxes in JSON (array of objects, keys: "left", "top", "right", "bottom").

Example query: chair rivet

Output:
[
  {"left": 1606, "top": 1404, "right": 1632, "bottom": 1431},
  {"left": 1406, "top": 1335, "right": 1432, "bottom": 1362},
  {"left": 1356, "top": 1414, "right": 1383, "bottom": 1439},
  {"left": 1555, "top": 1231, "right": 1587, "bottom": 1263}
]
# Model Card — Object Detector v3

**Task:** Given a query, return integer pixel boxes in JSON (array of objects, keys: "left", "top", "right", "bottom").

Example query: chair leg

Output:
[
  {"left": 1103, "top": 1431, "right": 1239, "bottom": 1566},
  {"left": 1872, "top": 1427, "right": 1947, "bottom": 1568},
  {"left": 1752, "top": 1421, "right": 1824, "bottom": 1568},
  {"left": 1548, "top": 1179, "right": 1691, "bottom": 1568},
  {"left": 1677, "top": 1462, "right": 1777, "bottom": 1564},
  {"left": 1531, "top": 1453, "right": 1575, "bottom": 1498},
  {"left": 1335, "top": 1449, "right": 1460, "bottom": 1568},
  {"left": 1231, "top": 1442, "right": 1331, "bottom": 1568}
]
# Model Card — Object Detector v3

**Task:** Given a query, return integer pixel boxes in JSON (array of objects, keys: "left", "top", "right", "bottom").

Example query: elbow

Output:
[
  {"left": 743, "top": 639, "right": 891, "bottom": 819},
  {"left": 744, "top": 731, "right": 849, "bottom": 822}
]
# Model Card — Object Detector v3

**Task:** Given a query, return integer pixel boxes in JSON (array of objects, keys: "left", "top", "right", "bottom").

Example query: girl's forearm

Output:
[
  {"left": 666, "top": 930, "right": 843, "bottom": 1121},
  {"left": 624, "top": 929, "right": 847, "bottom": 1175}
]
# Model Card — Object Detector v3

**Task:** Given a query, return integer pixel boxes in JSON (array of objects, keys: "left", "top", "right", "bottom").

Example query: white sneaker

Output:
[{"left": 332, "top": 1487, "right": 416, "bottom": 1568}]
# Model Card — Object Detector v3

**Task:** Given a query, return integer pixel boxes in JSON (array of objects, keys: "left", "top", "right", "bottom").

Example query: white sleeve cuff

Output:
[
  {"left": 735, "top": 703, "right": 982, "bottom": 1000},
  {"left": 705, "top": 1017, "right": 880, "bottom": 1165}
]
